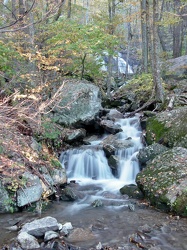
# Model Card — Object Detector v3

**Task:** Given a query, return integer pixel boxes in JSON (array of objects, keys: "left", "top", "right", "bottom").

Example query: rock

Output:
[
  {"left": 106, "top": 109, "right": 124, "bottom": 120},
  {"left": 44, "top": 230, "right": 59, "bottom": 242},
  {"left": 64, "top": 128, "right": 86, "bottom": 143},
  {"left": 100, "top": 119, "right": 122, "bottom": 134},
  {"left": 146, "top": 106, "right": 187, "bottom": 148},
  {"left": 30, "top": 137, "right": 42, "bottom": 152},
  {"left": 137, "top": 143, "right": 168, "bottom": 167},
  {"left": 108, "top": 155, "right": 120, "bottom": 174},
  {"left": 102, "top": 133, "right": 134, "bottom": 157},
  {"left": 17, "top": 232, "right": 40, "bottom": 249},
  {"left": 60, "top": 222, "right": 73, "bottom": 236},
  {"left": 164, "top": 55, "right": 187, "bottom": 79},
  {"left": 16, "top": 172, "right": 43, "bottom": 207},
  {"left": 61, "top": 187, "right": 78, "bottom": 201},
  {"left": 136, "top": 147, "right": 187, "bottom": 216},
  {"left": 20, "top": 216, "right": 59, "bottom": 237},
  {"left": 0, "top": 180, "right": 11, "bottom": 213},
  {"left": 67, "top": 228, "right": 95, "bottom": 242},
  {"left": 91, "top": 199, "right": 103, "bottom": 207},
  {"left": 49, "top": 80, "right": 102, "bottom": 127},
  {"left": 120, "top": 184, "right": 144, "bottom": 199},
  {"left": 51, "top": 168, "right": 67, "bottom": 186}
]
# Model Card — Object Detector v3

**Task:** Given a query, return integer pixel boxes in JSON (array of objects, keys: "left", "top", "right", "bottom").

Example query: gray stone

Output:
[
  {"left": 16, "top": 172, "right": 43, "bottom": 207},
  {"left": 164, "top": 55, "right": 187, "bottom": 79},
  {"left": 51, "top": 168, "right": 67, "bottom": 186},
  {"left": 146, "top": 106, "right": 187, "bottom": 148},
  {"left": 64, "top": 128, "right": 86, "bottom": 143},
  {"left": 20, "top": 216, "right": 59, "bottom": 237},
  {"left": 102, "top": 133, "right": 134, "bottom": 157},
  {"left": 136, "top": 147, "right": 187, "bottom": 216},
  {"left": 0, "top": 180, "right": 11, "bottom": 213},
  {"left": 61, "top": 187, "right": 78, "bottom": 201},
  {"left": 17, "top": 232, "right": 40, "bottom": 249},
  {"left": 100, "top": 119, "right": 122, "bottom": 134},
  {"left": 137, "top": 143, "right": 168, "bottom": 165},
  {"left": 44, "top": 230, "right": 59, "bottom": 242},
  {"left": 49, "top": 80, "right": 102, "bottom": 127}
]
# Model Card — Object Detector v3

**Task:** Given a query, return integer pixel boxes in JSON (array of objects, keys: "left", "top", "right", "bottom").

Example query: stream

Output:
[{"left": 0, "top": 116, "right": 187, "bottom": 249}]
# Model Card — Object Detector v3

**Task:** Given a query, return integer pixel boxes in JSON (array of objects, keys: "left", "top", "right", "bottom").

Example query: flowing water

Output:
[{"left": 0, "top": 116, "right": 187, "bottom": 249}]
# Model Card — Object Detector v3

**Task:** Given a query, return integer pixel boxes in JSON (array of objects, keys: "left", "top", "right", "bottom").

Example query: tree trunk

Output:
[
  {"left": 173, "top": 0, "right": 183, "bottom": 58},
  {"left": 141, "top": 0, "right": 148, "bottom": 73},
  {"left": 152, "top": 0, "right": 164, "bottom": 103},
  {"left": 67, "top": 0, "right": 71, "bottom": 19}
]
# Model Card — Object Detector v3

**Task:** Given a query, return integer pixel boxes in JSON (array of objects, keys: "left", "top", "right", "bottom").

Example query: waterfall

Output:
[{"left": 60, "top": 116, "right": 143, "bottom": 190}]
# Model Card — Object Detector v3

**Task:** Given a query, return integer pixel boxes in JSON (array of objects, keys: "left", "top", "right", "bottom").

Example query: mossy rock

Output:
[
  {"left": 146, "top": 106, "right": 187, "bottom": 148},
  {"left": 136, "top": 147, "right": 187, "bottom": 216}
]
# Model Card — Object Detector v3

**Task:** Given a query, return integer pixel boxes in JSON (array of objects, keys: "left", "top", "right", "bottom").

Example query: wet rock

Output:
[
  {"left": 137, "top": 143, "right": 168, "bottom": 167},
  {"left": 100, "top": 119, "right": 122, "bottom": 134},
  {"left": 102, "top": 133, "right": 134, "bottom": 158},
  {"left": 49, "top": 80, "right": 101, "bottom": 127},
  {"left": 44, "top": 230, "right": 59, "bottom": 242},
  {"left": 120, "top": 184, "right": 144, "bottom": 199},
  {"left": 67, "top": 228, "right": 95, "bottom": 243},
  {"left": 16, "top": 172, "right": 43, "bottom": 207},
  {"left": 136, "top": 147, "right": 187, "bottom": 216},
  {"left": 61, "top": 187, "right": 78, "bottom": 201},
  {"left": 91, "top": 199, "right": 103, "bottom": 207},
  {"left": 20, "top": 216, "right": 59, "bottom": 237},
  {"left": 17, "top": 232, "right": 40, "bottom": 249}
]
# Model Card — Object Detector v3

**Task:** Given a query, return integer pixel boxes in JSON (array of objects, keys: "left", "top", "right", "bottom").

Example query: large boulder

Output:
[
  {"left": 136, "top": 147, "right": 187, "bottom": 216},
  {"left": 49, "top": 80, "right": 102, "bottom": 127},
  {"left": 0, "top": 181, "right": 11, "bottom": 212},
  {"left": 137, "top": 143, "right": 168, "bottom": 167},
  {"left": 20, "top": 216, "right": 59, "bottom": 237},
  {"left": 16, "top": 172, "right": 43, "bottom": 207},
  {"left": 146, "top": 106, "right": 187, "bottom": 148},
  {"left": 164, "top": 55, "right": 187, "bottom": 79}
]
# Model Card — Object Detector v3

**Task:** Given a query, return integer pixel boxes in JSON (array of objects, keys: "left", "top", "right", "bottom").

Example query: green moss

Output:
[
  {"left": 172, "top": 190, "right": 187, "bottom": 216},
  {"left": 50, "top": 158, "right": 62, "bottom": 169},
  {"left": 146, "top": 118, "right": 169, "bottom": 145}
]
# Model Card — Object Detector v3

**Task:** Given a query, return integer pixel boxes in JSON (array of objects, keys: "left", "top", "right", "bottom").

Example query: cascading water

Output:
[{"left": 60, "top": 115, "right": 143, "bottom": 192}]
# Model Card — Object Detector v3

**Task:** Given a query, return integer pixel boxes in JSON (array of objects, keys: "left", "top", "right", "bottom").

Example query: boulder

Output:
[
  {"left": 120, "top": 184, "right": 144, "bottom": 199},
  {"left": 16, "top": 172, "right": 43, "bottom": 207},
  {"left": 105, "top": 109, "right": 124, "bottom": 120},
  {"left": 20, "top": 216, "right": 59, "bottom": 237},
  {"left": 49, "top": 80, "right": 102, "bottom": 127},
  {"left": 164, "top": 55, "right": 187, "bottom": 79},
  {"left": 0, "top": 181, "right": 11, "bottom": 213},
  {"left": 100, "top": 120, "right": 122, "bottom": 134},
  {"left": 44, "top": 231, "right": 59, "bottom": 242},
  {"left": 136, "top": 147, "right": 187, "bottom": 216},
  {"left": 64, "top": 128, "right": 86, "bottom": 143},
  {"left": 146, "top": 106, "right": 187, "bottom": 148},
  {"left": 102, "top": 133, "right": 134, "bottom": 157},
  {"left": 17, "top": 232, "right": 40, "bottom": 249},
  {"left": 50, "top": 168, "right": 67, "bottom": 186},
  {"left": 60, "top": 186, "right": 78, "bottom": 201},
  {"left": 137, "top": 143, "right": 168, "bottom": 167}
]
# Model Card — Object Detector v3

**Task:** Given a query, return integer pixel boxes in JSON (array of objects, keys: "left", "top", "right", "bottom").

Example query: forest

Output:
[{"left": 0, "top": 1, "right": 187, "bottom": 249}]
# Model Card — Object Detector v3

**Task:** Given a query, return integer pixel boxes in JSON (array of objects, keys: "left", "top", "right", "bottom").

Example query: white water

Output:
[{"left": 60, "top": 116, "right": 143, "bottom": 193}]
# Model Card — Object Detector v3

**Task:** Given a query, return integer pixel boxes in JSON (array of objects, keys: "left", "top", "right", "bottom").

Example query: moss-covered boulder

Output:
[
  {"left": 146, "top": 106, "right": 187, "bottom": 148},
  {"left": 136, "top": 147, "right": 187, "bottom": 216}
]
